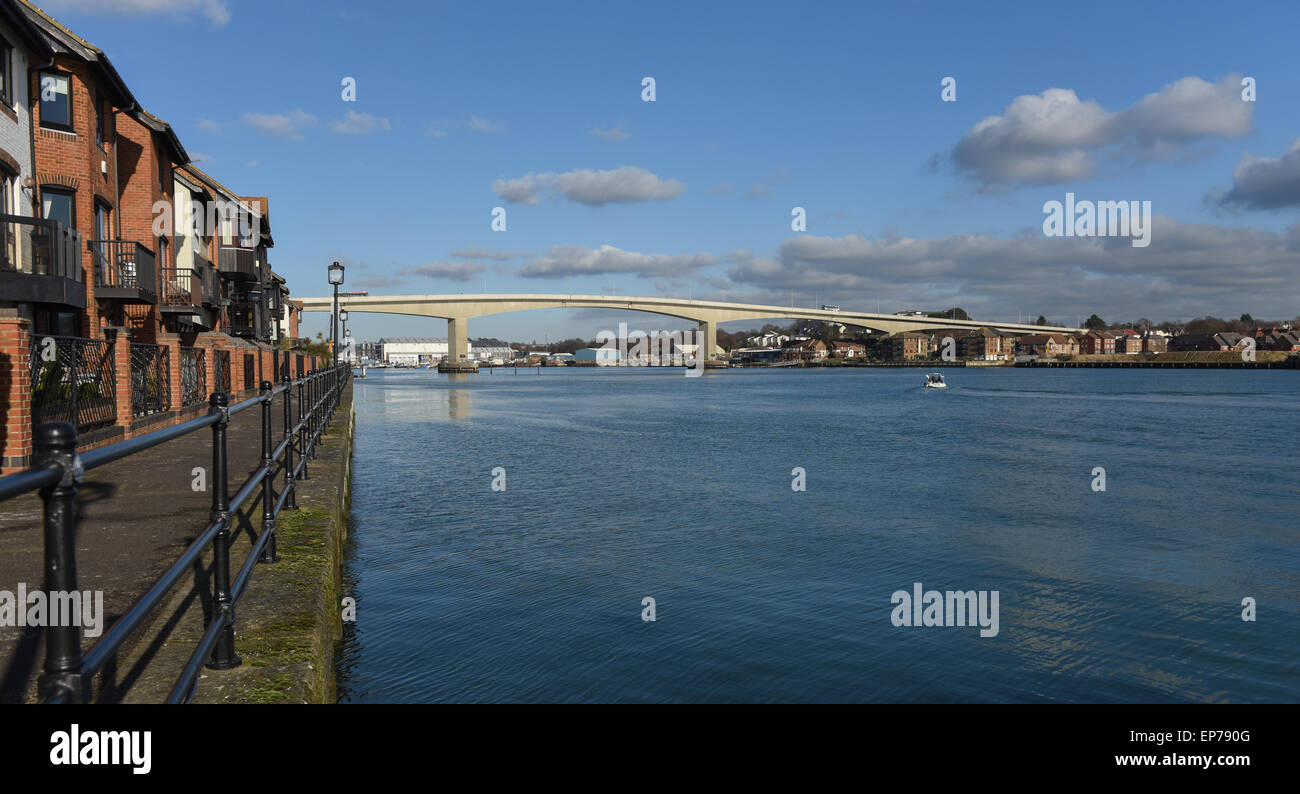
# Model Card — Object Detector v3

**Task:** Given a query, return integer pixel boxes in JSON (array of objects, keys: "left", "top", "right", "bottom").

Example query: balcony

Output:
[
  {"left": 0, "top": 215, "right": 85, "bottom": 308},
  {"left": 196, "top": 254, "right": 221, "bottom": 307},
  {"left": 160, "top": 267, "right": 202, "bottom": 313},
  {"left": 89, "top": 240, "right": 157, "bottom": 304},
  {"left": 218, "top": 246, "right": 258, "bottom": 280}
]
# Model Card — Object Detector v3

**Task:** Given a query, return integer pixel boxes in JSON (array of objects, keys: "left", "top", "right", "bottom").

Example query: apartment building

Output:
[{"left": 0, "top": 0, "right": 317, "bottom": 472}]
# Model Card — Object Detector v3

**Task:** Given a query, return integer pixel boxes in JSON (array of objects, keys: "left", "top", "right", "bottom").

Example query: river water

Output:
[{"left": 336, "top": 366, "right": 1299, "bottom": 702}]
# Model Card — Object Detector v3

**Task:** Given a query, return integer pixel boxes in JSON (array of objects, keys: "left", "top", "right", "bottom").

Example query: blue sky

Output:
[{"left": 40, "top": 0, "right": 1300, "bottom": 341}]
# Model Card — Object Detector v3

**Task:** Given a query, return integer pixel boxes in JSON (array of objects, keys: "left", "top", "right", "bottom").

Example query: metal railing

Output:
[
  {"left": 29, "top": 336, "right": 117, "bottom": 432},
  {"left": 180, "top": 347, "right": 207, "bottom": 407},
  {"left": 0, "top": 364, "right": 351, "bottom": 703},
  {"left": 0, "top": 214, "right": 82, "bottom": 279},
  {"left": 218, "top": 246, "right": 257, "bottom": 279},
  {"left": 214, "top": 350, "right": 231, "bottom": 394},
  {"left": 161, "top": 267, "right": 202, "bottom": 309},
  {"left": 89, "top": 240, "right": 156, "bottom": 299},
  {"left": 130, "top": 343, "right": 170, "bottom": 416}
]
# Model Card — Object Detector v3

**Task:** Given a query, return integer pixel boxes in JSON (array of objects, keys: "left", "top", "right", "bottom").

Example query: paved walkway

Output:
[{"left": 0, "top": 385, "right": 330, "bottom": 703}]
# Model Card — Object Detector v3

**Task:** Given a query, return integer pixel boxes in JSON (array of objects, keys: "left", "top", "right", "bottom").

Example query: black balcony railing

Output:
[
  {"left": 196, "top": 254, "right": 220, "bottom": 306},
  {"left": 0, "top": 365, "right": 351, "bottom": 703},
  {"left": 161, "top": 267, "right": 202, "bottom": 312},
  {"left": 90, "top": 240, "right": 157, "bottom": 304},
  {"left": 130, "top": 343, "right": 170, "bottom": 416},
  {"left": 28, "top": 335, "right": 117, "bottom": 433},
  {"left": 180, "top": 347, "right": 207, "bottom": 407},
  {"left": 0, "top": 215, "right": 85, "bottom": 308},
  {"left": 218, "top": 246, "right": 258, "bottom": 279}
]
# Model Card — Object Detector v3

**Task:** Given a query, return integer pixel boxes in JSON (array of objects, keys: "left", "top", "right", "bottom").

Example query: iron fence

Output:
[
  {"left": 0, "top": 365, "right": 351, "bottom": 703},
  {"left": 180, "top": 347, "right": 207, "bottom": 407},
  {"left": 214, "top": 350, "right": 231, "bottom": 394},
  {"left": 130, "top": 343, "right": 170, "bottom": 416},
  {"left": 28, "top": 335, "right": 116, "bottom": 432}
]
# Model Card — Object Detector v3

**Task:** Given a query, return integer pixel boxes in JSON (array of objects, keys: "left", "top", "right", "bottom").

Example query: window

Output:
[
  {"left": 39, "top": 72, "right": 72, "bottom": 130},
  {"left": 95, "top": 201, "right": 109, "bottom": 240},
  {"left": 96, "top": 94, "right": 108, "bottom": 148},
  {"left": 0, "top": 37, "right": 11, "bottom": 107},
  {"left": 41, "top": 187, "right": 74, "bottom": 229}
]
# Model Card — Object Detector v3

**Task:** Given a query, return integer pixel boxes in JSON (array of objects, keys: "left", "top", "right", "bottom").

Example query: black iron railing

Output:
[
  {"left": 89, "top": 240, "right": 156, "bottom": 302},
  {"left": 214, "top": 350, "right": 231, "bottom": 394},
  {"left": 180, "top": 347, "right": 207, "bottom": 407},
  {"left": 130, "top": 343, "right": 170, "bottom": 416},
  {"left": 29, "top": 335, "right": 117, "bottom": 432},
  {"left": 0, "top": 364, "right": 351, "bottom": 703}
]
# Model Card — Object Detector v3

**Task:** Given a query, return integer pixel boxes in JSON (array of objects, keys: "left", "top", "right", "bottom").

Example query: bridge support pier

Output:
[
  {"left": 439, "top": 317, "right": 478, "bottom": 373},
  {"left": 697, "top": 320, "right": 726, "bottom": 368}
]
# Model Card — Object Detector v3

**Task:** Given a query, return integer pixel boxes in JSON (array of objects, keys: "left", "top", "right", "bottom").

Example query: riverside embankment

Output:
[{"left": 0, "top": 382, "right": 354, "bottom": 704}]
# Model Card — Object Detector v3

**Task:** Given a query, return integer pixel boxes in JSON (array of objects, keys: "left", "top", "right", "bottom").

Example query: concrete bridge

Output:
[{"left": 297, "top": 293, "right": 1081, "bottom": 362}]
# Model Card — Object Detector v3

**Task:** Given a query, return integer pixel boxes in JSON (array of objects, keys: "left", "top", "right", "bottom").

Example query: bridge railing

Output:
[{"left": 0, "top": 364, "right": 352, "bottom": 703}]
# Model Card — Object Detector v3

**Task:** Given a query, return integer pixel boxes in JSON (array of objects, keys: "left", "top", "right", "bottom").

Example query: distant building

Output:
[
  {"left": 829, "top": 340, "right": 866, "bottom": 358},
  {"left": 474, "top": 346, "right": 515, "bottom": 363},
  {"left": 1016, "top": 333, "right": 1077, "bottom": 357},
  {"left": 878, "top": 331, "right": 932, "bottom": 360},
  {"left": 957, "top": 327, "right": 1016, "bottom": 360},
  {"left": 1078, "top": 331, "right": 1116, "bottom": 355},
  {"left": 575, "top": 347, "right": 620, "bottom": 365},
  {"left": 380, "top": 337, "right": 468, "bottom": 364},
  {"left": 1141, "top": 334, "right": 1167, "bottom": 354},
  {"left": 782, "top": 338, "right": 828, "bottom": 361}
]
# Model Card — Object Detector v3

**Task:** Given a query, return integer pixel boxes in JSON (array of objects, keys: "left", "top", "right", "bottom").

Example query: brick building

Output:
[{"left": 0, "top": 0, "right": 319, "bottom": 473}]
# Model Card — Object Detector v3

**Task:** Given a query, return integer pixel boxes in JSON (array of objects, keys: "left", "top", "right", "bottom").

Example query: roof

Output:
[
  {"left": 379, "top": 337, "right": 448, "bottom": 344},
  {"left": 1, "top": 0, "right": 54, "bottom": 58},
  {"left": 19, "top": 0, "right": 136, "bottom": 107}
]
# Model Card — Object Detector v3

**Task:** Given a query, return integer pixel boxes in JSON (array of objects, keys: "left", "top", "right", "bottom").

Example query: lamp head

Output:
[{"left": 327, "top": 261, "right": 345, "bottom": 286}]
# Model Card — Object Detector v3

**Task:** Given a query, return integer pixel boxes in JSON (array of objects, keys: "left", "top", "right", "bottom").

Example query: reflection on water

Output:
[{"left": 338, "top": 367, "right": 1300, "bottom": 703}]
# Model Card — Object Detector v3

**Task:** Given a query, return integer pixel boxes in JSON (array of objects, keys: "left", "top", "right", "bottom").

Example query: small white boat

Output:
[{"left": 923, "top": 372, "right": 947, "bottom": 389}]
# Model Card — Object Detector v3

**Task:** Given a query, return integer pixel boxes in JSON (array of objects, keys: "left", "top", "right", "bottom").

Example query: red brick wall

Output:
[
  {"left": 31, "top": 59, "right": 119, "bottom": 340},
  {"left": 0, "top": 317, "right": 33, "bottom": 473}
]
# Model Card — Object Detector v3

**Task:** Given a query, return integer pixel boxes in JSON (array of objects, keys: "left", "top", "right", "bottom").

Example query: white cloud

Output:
[
  {"left": 42, "top": 0, "right": 230, "bottom": 25},
  {"left": 402, "top": 261, "right": 488, "bottom": 282},
  {"left": 1215, "top": 139, "right": 1300, "bottom": 210},
  {"left": 951, "top": 75, "right": 1252, "bottom": 189},
  {"left": 589, "top": 123, "right": 630, "bottom": 142},
  {"left": 195, "top": 118, "right": 221, "bottom": 134},
  {"left": 519, "top": 244, "right": 715, "bottom": 278},
  {"left": 241, "top": 109, "right": 319, "bottom": 140},
  {"left": 329, "top": 111, "right": 392, "bottom": 135},
  {"left": 469, "top": 115, "right": 506, "bottom": 133},
  {"left": 448, "top": 247, "right": 528, "bottom": 261},
  {"left": 190, "top": 152, "right": 213, "bottom": 163},
  {"left": 721, "top": 218, "right": 1300, "bottom": 320},
  {"left": 493, "top": 166, "right": 685, "bottom": 206}
]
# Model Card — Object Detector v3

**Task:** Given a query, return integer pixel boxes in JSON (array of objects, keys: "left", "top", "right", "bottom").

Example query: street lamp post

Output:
[
  {"left": 340, "top": 308, "right": 350, "bottom": 364},
  {"left": 328, "top": 261, "right": 345, "bottom": 367}
]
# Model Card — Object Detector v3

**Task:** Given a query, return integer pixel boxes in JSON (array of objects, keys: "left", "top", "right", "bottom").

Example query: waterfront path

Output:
[{"left": 0, "top": 384, "right": 351, "bottom": 703}]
